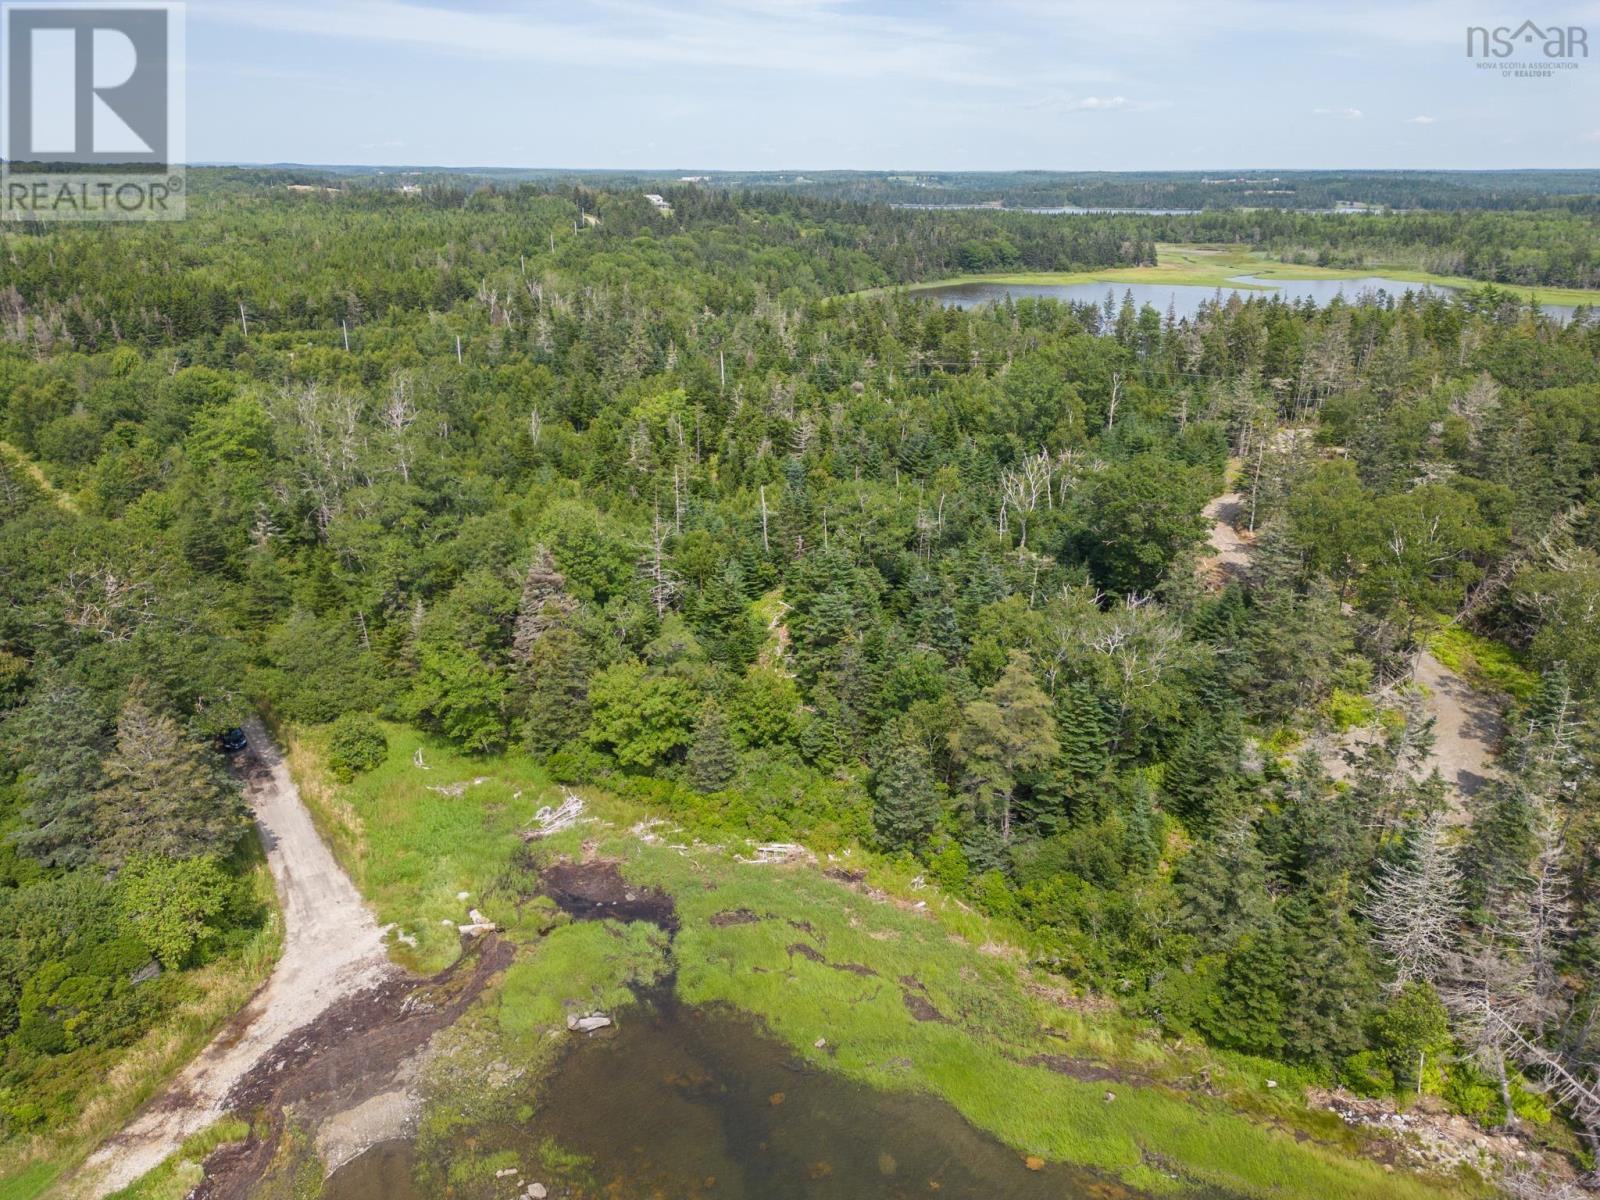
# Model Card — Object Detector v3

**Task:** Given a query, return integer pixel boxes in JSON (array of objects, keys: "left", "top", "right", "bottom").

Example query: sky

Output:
[{"left": 184, "top": 0, "right": 1600, "bottom": 170}]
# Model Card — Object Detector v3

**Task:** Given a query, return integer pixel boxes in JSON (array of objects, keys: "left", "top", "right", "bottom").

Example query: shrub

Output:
[
  {"left": 326, "top": 712, "right": 388, "bottom": 781},
  {"left": 1341, "top": 1050, "right": 1394, "bottom": 1097},
  {"left": 117, "top": 855, "right": 232, "bottom": 969}
]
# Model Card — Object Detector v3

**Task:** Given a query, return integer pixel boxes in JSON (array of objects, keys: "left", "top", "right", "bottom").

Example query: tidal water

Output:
[
  {"left": 322, "top": 1001, "right": 1134, "bottom": 1200},
  {"left": 916, "top": 275, "right": 1582, "bottom": 324}
]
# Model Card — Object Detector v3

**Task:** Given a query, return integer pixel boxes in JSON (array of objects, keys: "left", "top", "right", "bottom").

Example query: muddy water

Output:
[
  {"left": 324, "top": 999, "right": 1132, "bottom": 1200},
  {"left": 322, "top": 1139, "right": 419, "bottom": 1200}
]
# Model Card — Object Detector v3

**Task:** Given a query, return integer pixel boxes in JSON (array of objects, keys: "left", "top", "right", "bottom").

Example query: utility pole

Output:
[
  {"left": 455, "top": 335, "right": 463, "bottom": 364},
  {"left": 719, "top": 349, "right": 726, "bottom": 394},
  {"left": 238, "top": 301, "right": 248, "bottom": 335},
  {"left": 342, "top": 320, "right": 350, "bottom": 352}
]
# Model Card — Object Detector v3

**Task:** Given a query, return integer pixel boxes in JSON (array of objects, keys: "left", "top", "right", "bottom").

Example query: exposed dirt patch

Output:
[
  {"left": 539, "top": 859, "right": 679, "bottom": 932},
  {"left": 824, "top": 866, "right": 867, "bottom": 884},
  {"left": 899, "top": 976, "right": 949, "bottom": 1024},
  {"left": 709, "top": 908, "right": 761, "bottom": 927},
  {"left": 192, "top": 938, "right": 512, "bottom": 1200},
  {"left": 1414, "top": 649, "right": 1503, "bottom": 814},
  {"left": 785, "top": 941, "right": 877, "bottom": 977},
  {"left": 1025, "top": 1053, "right": 1163, "bottom": 1089},
  {"left": 1199, "top": 492, "right": 1253, "bottom": 588}
]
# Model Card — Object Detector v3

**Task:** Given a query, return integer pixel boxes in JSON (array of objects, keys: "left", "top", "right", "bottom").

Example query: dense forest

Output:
[
  {"left": 730, "top": 168, "right": 1600, "bottom": 212},
  {"left": 300, "top": 167, "right": 1600, "bottom": 213},
  {"left": 0, "top": 179, "right": 1597, "bottom": 1189}
]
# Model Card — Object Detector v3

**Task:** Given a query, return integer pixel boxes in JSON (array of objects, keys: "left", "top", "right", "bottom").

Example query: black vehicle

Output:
[{"left": 219, "top": 727, "right": 249, "bottom": 755}]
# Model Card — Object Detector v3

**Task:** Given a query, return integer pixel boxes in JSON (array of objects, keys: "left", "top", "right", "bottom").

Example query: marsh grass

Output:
[
  {"left": 282, "top": 723, "right": 1484, "bottom": 1200},
  {"left": 850, "top": 241, "right": 1600, "bottom": 308}
]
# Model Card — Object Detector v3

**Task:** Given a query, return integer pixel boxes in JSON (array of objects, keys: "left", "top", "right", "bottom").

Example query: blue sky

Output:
[{"left": 187, "top": 0, "right": 1600, "bottom": 169}]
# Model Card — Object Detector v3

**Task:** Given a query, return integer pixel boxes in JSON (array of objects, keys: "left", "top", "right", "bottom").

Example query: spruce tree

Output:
[
  {"left": 512, "top": 546, "right": 577, "bottom": 664},
  {"left": 523, "top": 623, "right": 593, "bottom": 757},
  {"left": 686, "top": 701, "right": 737, "bottom": 794},
  {"left": 10, "top": 678, "right": 110, "bottom": 868},
  {"left": 1055, "top": 680, "right": 1111, "bottom": 787},
  {"left": 871, "top": 720, "right": 940, "bottom": 852},
  {"left": 94, "top": 692, "right": 245, "bottom": 866}
]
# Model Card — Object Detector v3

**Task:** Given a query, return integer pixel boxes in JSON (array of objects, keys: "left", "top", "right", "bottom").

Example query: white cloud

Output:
[
  {"left": 1313, "top": 106, "right": 1363, "bottom": 119},
  {"left": 1066, "top": 95, "right": 1129, "bottom": 111},
  {"left": 202, "top": 0, "right": 1010, "bottom": 87},
  {"left": 1582, "top": 129, "right": 1600, "bottom": 142},
  {"left": 1405, "top": 115, "right": 1438, "bottom": 125}
]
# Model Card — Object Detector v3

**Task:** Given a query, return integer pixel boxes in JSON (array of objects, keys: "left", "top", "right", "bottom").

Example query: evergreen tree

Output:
[
  {"left": 871, "top": 719, "right": 940, "bottom": 852},
  {"left": 1161, "top": 704, "right": 1244, "bottom": 833},
  {"left": 523, "top": 623, "right": 594, "bottom": 756},
  {"left": 1055, "top": 680, "right": 1112, "bottom": 787},
  {"left": 511, "top": 546, "right": 577, "bottom": 664},
  {"left": 1205, "top": 921, "right": 1290, "bottom": 1058},
  {"left": 1281, "top": 888, "right": 1376, "bottom": 1064},
  {"left": 686, "top": 701, "right": 737, "bottom": 793},
  {"left": 9, "top": 678, "right": 110, "bottom": 868},
  {"left": 1177, "top": 811, "right": 1273, "bottom": 946},
  {"left": 93, "top": 692, "right": 245, "bottom": 866}
]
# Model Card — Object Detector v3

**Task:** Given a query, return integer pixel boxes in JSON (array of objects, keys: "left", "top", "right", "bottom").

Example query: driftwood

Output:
[
  {"left": 524, "top": 792, "right": 585, "bottom": 839},
  {"left": 736, "top": 842, "right": 811, "bottom": 865}
]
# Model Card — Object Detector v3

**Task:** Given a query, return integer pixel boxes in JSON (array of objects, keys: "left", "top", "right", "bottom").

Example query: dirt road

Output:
[
  {"left": 1200, "top": 492, "right": 1252, "bottom": 585},
  {"left": 1200, "top": 490, "right": 1501, "bottom": 805},
  {"left": 78, "top": 719, "right": 393, "bottom": 1197},
  {"left": 1414, "top": 649, "right": 1503, "bottom": 806}
]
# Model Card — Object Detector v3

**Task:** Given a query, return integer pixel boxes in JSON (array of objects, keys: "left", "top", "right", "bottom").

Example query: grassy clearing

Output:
[
  {"left": 1427, "top": 625, "right": 1539, "bottom": 703},
  {"left": 852, "top": 242, "right": 1600, "bottom": 308},
  {"left": 283, "top": 726, "right": 1484, "bottom": 1200},
  {"left": 284, "top": 721, "right": 567, "bottom": 973},
  {"left": 0, "top": 861, "right": 281, "bottom": 1200}
]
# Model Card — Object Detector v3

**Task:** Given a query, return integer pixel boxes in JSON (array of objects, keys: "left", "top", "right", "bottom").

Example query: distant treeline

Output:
[{"left": 193, "top": 166, "right": 1600, "bottom": 213}]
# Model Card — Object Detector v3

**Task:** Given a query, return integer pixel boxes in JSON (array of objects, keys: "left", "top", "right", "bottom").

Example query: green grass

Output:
[
  {"left": 285, "top": 721, "right": 569, "bottom": 972},
  {"left": 849, "top": 242, "right": 1600, "bottom": 308},
  {"left": 285, "top": 726, "right": 1482, "bottom": 1200},
  {"left": 1325, "top": 688, "right": 1379, "bottom": 732},
  {"left": 103, "top": 1120, "right": 251, "bottom": 1200},
  {"left": 1427, "top": 625, "right": 1539, "bottom": 702},
  {"left": 496, "top": 920, "right": 669, "bottom": 1047},
  {"left": 0, "top": 1164, "right": 60, "bottom": 1200}
]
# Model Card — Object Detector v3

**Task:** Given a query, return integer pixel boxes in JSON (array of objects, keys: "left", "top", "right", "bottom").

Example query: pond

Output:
[
  {"left": 915, "top": 275, "right": 1582, "bottom": 324},
  {"left": 323, "top": 997, "right": 1137, "bottom": 1200}
]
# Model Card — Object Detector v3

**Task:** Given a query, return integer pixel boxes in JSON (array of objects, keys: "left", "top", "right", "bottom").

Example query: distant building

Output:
[{"left": 644, "top": 193, "right": 672, "bottom": 214}]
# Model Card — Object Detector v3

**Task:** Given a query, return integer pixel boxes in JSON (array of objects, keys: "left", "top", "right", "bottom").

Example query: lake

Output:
[
  {"left": 916, "top": 275, "right": 1582, "bottom": 324},
  {"left": 323, "top": 998, "right": 1137, "bottom": 1200}
]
